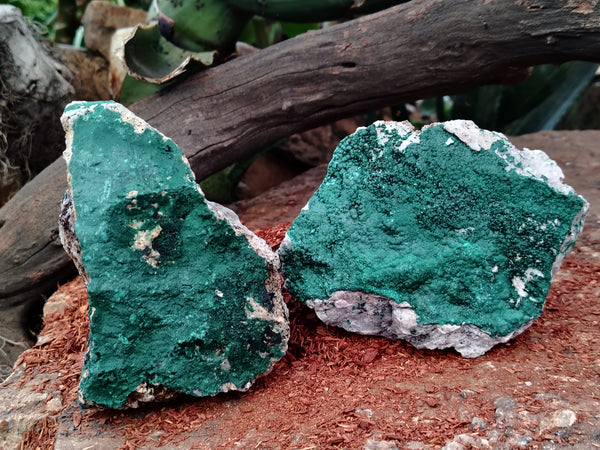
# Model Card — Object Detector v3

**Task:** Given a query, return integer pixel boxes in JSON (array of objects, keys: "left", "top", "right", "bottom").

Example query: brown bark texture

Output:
[
  {"left": 140, "top": 0, "right": 600, "bottom": 180},
  {"left": 1, "top": 0, "right": 600, "bottom": 317}
]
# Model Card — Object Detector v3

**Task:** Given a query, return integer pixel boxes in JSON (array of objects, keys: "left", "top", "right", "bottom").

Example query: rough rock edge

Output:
[
  {"left": 58, "top": 191, "right": 88, "bottom": 284},
  {"left": 441, "top": 120, "right": 502, "bottom": 152},
  {"left": 279, "top": 119, "right": 588, "bottom": 358},
  {"left": 59, "top": 101, "right": 289, "bottom": 408},
  {"left": 306, "top": 291, "right": 532, "bottom": 358}
]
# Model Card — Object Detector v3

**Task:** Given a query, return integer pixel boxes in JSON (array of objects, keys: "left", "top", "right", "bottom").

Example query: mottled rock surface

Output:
[
  {"left": 60, "top": 101, "right": 288, "bottom": 408},
  {"left": 278, "top": 120, "right": 588, "bottom": 357}
]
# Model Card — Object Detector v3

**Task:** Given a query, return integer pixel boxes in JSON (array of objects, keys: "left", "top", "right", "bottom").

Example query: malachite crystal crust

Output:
[
  {"left": 60, "top": 101, "right": 288, "bottom": 408},
  {"left": 278, "top": 120, "right": 588, "bottom": 357}
]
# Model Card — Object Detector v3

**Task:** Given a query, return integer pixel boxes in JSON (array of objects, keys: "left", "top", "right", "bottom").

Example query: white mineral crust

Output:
[{"left": 307, "top": 291, "right": 533, "bottom": 358}]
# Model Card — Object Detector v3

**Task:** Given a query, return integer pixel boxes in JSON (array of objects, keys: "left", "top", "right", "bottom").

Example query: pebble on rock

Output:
[
  {"left": 278, "top": 120, "right": 588, "bottom": 358},
  {"left": 59, "top": 101, "right": 289, "bottom": 408}
]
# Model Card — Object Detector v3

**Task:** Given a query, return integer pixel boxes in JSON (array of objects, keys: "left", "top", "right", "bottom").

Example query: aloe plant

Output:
[
  {"left": 154, "top": 0, "right": 251, "bottom": 52},
  {"left": 124, "top": 23, "right": 216, "bottom": 82},
  {"left": 117, "top": 0, "right": 409, "bottom": 198},
  {"left": 224, "top": 0, "right": 403, "bottom": 22},
  {"left": 450, "top": 61, "right": 599, "bottom": 135},
  {"left": 121, "top": 0, "right": 408, "bottom": 85}
]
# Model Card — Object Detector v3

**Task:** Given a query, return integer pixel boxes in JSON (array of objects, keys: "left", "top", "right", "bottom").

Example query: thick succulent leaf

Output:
[
  {"left": 199, "top": 154, "right": 261, "bottom": 204},
  {"left": 156, "top": 0, "right": 250, "bottom": 52},
  {"left": 352, "top": 0, "right": 411, "bottom": 14},
  {"left": 504, "top": 62, "right": 599, "bottom": 135},
  {"left": 119, "top": 74, "right": 167, "bottom": 106},
  {"left": 123, "top": 23, "right": 216, "bottom": 84},
  {"left": 226, "top": 0, "right": 407, "bottom": 22},
  {"left": 280, "top": 22, "right": 320, "bottom": 38},
  {"left": 451, "top": 62, "right": 599, "bottom": 134},
  {"left": 451, "top": 85, "right": 505, "bottom": 131}
]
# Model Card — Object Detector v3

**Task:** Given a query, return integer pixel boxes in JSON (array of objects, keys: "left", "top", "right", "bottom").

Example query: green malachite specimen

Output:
[
  {"left": 60, "top": 101, "right": 288, "bottom": 408},
  {"left": 278, "top": 120, "right": 588, "bottom": 358}
]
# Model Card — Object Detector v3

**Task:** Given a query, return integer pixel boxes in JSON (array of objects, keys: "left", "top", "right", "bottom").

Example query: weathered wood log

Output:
[
  {"left": 137, "top": 0, "right": 600, "bottom": 180},
  {"left": 1, "top": 0, "right": 600, "bottom": 339},
  {"left": 0, "top": 159, "right": 77, "bottom": 339}
]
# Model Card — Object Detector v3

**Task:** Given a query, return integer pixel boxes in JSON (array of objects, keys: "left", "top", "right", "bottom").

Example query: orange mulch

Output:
[
  {"left": 254, "top": 221, "right": 291, "bottom": 251},
  {"left": 16, "top": 279, "right": 89, "bottom": 408},
  {"left": 13, "top": 225, "right": 600, "bottom": 449},
  {"left": 18, "top": 416, "right": 58, "bottom": 450}
]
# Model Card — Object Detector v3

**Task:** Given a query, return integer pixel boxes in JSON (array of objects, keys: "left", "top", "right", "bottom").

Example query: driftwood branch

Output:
[{"left": 1, "top": 0, "right": 600, "bottom": 314}]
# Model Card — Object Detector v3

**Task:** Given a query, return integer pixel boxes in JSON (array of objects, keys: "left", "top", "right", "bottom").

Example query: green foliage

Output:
[
  {"left": 280, "top": 21, "right": 320, "bottom": 39},
  {"left": 450, "top": 62, "right": 599, "bottom": 135},
  {"left": 119, "top": 75, "right": 166, "bottom": 106},
  {"left": 239, "top": 17, "right": 319, "bottom": 49},
  {"left": 112, "top": 0, "right": 151, "bottom": 8},
  {"left": 199, "top": 156, "right": 261, "bottom": 204},
  {"left": 3, "top": 0, "right": 148, "bottom": 42},
  {"left": 2, "top": 0, "right": 58, "bottom": 34},
  {"left": 226, "top": 0, "right": 405, "bottom": 22},
  {"left": 2, "top": 0, "right": 56, "bottom": 23},
  {"left": 124, "top": 23, "right": 216, "bottom": 81},
  {"left": 7, "top": 0, "right": 596, "bottom": 202},
  {"left": 503, "top": 62, "right": 598, "bottom": 135},
  {"left": 124, "top": 0, "right": 409, "bottom": 83},
  {"left": 155, "top": 0, "right": 251, "bottom": 52}
]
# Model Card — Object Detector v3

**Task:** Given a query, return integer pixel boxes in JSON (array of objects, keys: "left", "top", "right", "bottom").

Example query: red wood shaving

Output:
[{"left": 11, "top": 225, "right": 600, "bottom": 449}]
